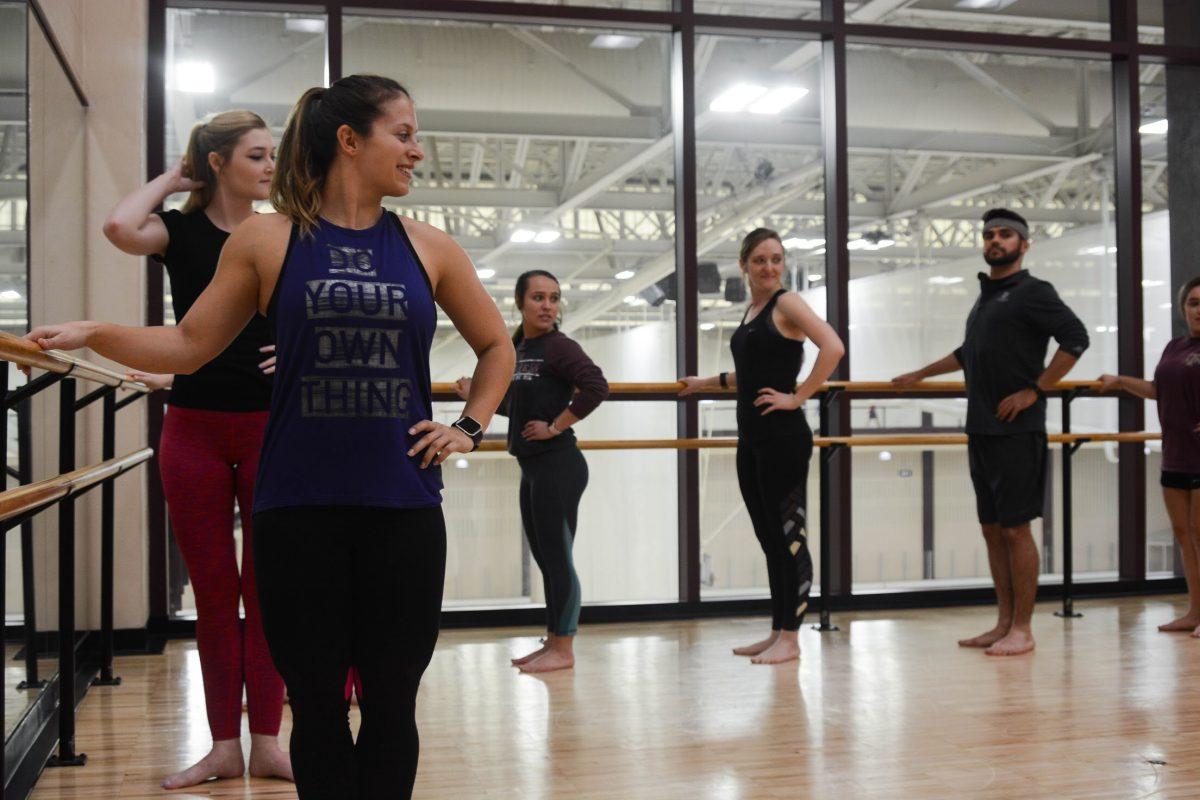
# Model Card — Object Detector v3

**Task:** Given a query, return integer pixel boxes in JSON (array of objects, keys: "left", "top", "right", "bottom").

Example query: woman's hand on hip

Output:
[
  {"left": 522, "top": 420, "right": 559, "bottom": 441},
  {"left": 754, "top": 387, "right": 800, "bottom": 415},
  {"left": 408, "top": 420, "right": 473, "bottom": 468}
]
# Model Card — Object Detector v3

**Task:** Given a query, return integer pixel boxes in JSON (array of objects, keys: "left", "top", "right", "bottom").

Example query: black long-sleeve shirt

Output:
[
  {"left": 498, "top": 330, "right": 609, "bottom": 458},
  {"left": 953, "top": 270, "right": 1089, "bottom": 435}
]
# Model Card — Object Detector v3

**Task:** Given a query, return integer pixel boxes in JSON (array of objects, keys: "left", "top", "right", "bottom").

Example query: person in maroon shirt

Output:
[
  {"left": 1099, "top": 275, "right": 1200, "bottom": 635},
  {"left": 455, "top": 270, "right": 609, "bottom": 673}
]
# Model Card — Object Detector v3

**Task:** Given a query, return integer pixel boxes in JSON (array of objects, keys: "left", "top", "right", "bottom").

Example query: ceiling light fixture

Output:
[
  {"left": 748, "top": 86, "right": 809, "bottom": 115},
  {"left": 615, "top": 270, "right": 635, "bottom": 280},
  {"left": 709, "top": 83, "right": 768, "bottom": 113},
  {"left": 1139, "top": 119, "right": 1169, "bottom": 135},
  {"left": 476, "top": 268, "right": 496, "bottom": 280},
  {"left": 172, "top": 61, "right": 216, "bottom": 94},
  {"left": 782, "top": 237, "right": 825, "bottom": 250},
  {"left": 534, "top": 230, "right": 561, "bottom": 244},
  {"left": 928, "top": 276, "right": 964, "bottom": 286},
  {"left": 285, "top": 18, "right": 326, "bottom": 34},
  {"left": 590, "top": 34, "right": 643, "bottom": 49},
  {"left": 700, "top": 322, "right": 716, "bottom": 331},
  {"left": 510, "top": 228, "right": 536, "bottom": 243}
]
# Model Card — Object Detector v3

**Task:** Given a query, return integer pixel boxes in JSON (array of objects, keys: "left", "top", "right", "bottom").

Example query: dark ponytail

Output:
[
  {"left": 739, "top": 227, "right": 783, "bottom": 264},
  {"left": 513, "top": 269, "right": 561, "bottom": 345},
  {"left": 272, "top": 75, "right": 410, "bottom": 234}
]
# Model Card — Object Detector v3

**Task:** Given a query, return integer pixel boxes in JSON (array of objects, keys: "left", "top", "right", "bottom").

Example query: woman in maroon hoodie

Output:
[
  {"left": 1100, "top": 275, "right": 1200, "bottom": 634},
  {"left": 456, "top": 270, "right": 608, "bottom": 672}
]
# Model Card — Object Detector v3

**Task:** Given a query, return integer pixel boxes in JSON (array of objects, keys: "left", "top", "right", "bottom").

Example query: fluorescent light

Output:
[
  {"left": 454, "top": 458, "right": 469, "bottom": 470},
  {"left": 783, "top": 237, "right": 825, "bottom": 250},
  {"left": 1160, "top": 302, "right": 1174, "bottom": 309},
  {"left": 748, "top": 86, "right": 809, "bottom": 115},
  {"left": 955, "top": 0, "right": 1017, "bottom": 8},
  {"left": 286, "top": 18, "right": 325, "bottom": 34},
  {"left": 173, "top": 61, "right": 215, "bottom": 94},
  {"left": 510, "top": 228, "right": 536, "bottom": 243},
  {"left": 700, "top": 322, "right": 716, "bottom": 331},
  {"left": 1077, "top": 245, "right": 1117, "bottom": 256},
  {"left": 849, "top": 236, "right": 896, "bottom": 252},
  {"left": 807, "top": 274, "right": 823, "bottom": 283},
  {"left": 1140, "top": 119, "right": 1169, "bottom": 135},
  {"left": 534, "top": 230, "right": 561, "bottom": 244},
  {"left": 879, "top": 451, "right": 893, "bottom": 462},
  {"left": 1142, "top": 279, "right": 1165, "bottom": 288},
  {"left": 623, "top": 295, "right": 639, "bottom": 304},
  {"left": 476, "top": 268, "right": 496, "bottom": 280},
  {"left": 709, "top": 83, "right": 768, "bottom": 113},
  {"left": 0, "top": 290, "right": 21, "bottom": 301},
  {"left": 615, "top": 270, "right": 635, "bottom": 280},
  {"left": 590, "top": 34, "right": 643, "bottom": 49},
  {"left": 928, "top": 276, "right": 964, "bottom": 286}
]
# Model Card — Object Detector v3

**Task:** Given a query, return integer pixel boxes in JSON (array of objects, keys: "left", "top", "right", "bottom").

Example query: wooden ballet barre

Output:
[
  {"left": 469, "top": 431, "right": 1161, "bottom": 453},
  {"left": 432, "top": 380, "right": 1104, "bottom": 398},
  {"left": 0, "top": 447, "right": 154, "bottom": 524},
  {"left": 0, "top": 331, "right": 150, "bottom": 392}
]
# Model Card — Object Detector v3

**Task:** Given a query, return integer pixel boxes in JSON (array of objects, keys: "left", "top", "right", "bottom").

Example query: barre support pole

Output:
[
  {"left": 815, "top": 390, "right": 840, "bottom": 632},
  {"left": 47, "top": 377, "right": 86, "bottom": 768},
  {"left": 94, "top": 389, "right": 121, "bottom": 686}
]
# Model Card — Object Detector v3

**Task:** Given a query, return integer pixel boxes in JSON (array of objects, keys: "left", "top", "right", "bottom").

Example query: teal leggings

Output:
[{"left": 518, "top": 447, "right": 588, "bottom": 636}]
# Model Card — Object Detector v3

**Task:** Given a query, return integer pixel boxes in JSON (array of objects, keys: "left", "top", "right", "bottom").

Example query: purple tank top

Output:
[{"left": 254, "top": 211, "right": 442, "bottom": 513}]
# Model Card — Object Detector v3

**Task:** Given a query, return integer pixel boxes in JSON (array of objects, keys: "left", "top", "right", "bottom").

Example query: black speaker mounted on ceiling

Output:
[
  {"left": 724, "top": 278, "right": 746, "bottom": 303},
  {"left": 697, "top": 262, "right": 721, "bottom": 294}
]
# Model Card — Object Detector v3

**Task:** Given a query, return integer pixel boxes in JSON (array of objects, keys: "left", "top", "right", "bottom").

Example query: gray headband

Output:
[{"left": 983, "top": 217, "right": 1029, "bottom": 240}]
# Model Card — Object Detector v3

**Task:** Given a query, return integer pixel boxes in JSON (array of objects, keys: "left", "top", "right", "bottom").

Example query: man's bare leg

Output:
[
  {"left": 986, "top": 523, "right": 1038, "bottom": 656},
  {"left": 959, "top": 523, "right": 1014, "bottom": 647},
  {"left": 1160, "top": 488, "right": 1200, "bottom": 631}
]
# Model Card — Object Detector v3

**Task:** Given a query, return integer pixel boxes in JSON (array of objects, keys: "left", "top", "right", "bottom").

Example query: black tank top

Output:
[{"left": 730, "top": 289, "right": 808, "bottom": 444}]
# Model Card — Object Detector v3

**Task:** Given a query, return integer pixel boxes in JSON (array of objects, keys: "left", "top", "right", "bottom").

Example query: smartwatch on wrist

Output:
[{"left": 452, "top": 416, "right": 484, "bottom": 451}]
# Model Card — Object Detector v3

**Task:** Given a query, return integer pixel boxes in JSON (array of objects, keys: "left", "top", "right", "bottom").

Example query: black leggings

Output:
[
  {"left": 736, "top": 432, "right": 814, "bottom": 632},
  {"left": 518, "top": 447, "right": 588, "bottom": 636},
  {"left": 253, "top": 505, "right": 447, "bottom": 800}
]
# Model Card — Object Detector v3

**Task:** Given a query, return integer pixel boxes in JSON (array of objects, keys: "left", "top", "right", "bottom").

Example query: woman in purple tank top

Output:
[
  {"left": 25, "top": 75, "right": 515, "bottom": 799},
  {"left": 1099, "top": 276, "right": 1200, "bottom": 636}
]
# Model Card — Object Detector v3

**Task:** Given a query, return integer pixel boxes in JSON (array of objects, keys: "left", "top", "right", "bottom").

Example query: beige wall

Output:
[{"left": 27, "top": 0, "right": 148, "bottom": 631}]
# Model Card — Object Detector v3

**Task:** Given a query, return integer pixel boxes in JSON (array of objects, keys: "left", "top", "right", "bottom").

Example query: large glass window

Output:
[
  {"left": 846, "top": 44, "right": 1117, "bottom": 589},
  {"left": 164, "top": 6, "right": 327, "bottom": 617},
  {"left": 1138, "top": 25, "right": 1200, "bottom": 575},
  {"left": 691, "top": 32, "right": 825, "bottom": 600},
  {"left": 824, "top": 1, "right": 1113, "bottom": 40},
  {"left": 348, "top": 16, "right": 679, "bottom": 607}
]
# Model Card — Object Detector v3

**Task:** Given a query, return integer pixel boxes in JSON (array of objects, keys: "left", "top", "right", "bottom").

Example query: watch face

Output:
[{"left": 455, "top": 417, "right": 483, "bottom": 437}]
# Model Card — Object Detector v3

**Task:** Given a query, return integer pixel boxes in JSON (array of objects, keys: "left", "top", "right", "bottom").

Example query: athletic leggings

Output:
[
  {"left": 736, "top": 430, "right": 814, "bottom": 632},
  {"left": 253, "top": 505, "right": 446, "bottom": 800},
  {"left": 158, "top": 406, "right": 283, "bottom": 739},
  {"left": 518, "top": 447, "right": 588, "bottom": 636}
]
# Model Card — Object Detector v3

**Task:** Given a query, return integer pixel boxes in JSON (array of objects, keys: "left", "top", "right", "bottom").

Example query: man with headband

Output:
[{"left": 893, "top": 208, "right": 1089, "bottom": 656}]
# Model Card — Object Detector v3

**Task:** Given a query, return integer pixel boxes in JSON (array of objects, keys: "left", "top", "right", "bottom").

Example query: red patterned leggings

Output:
[{"left": 160, "top": 406, "right": 284, "bottom": 739}]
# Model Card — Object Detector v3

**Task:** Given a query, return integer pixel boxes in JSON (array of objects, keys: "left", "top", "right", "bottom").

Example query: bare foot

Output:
[
  {"left": 518, "top": 649, "right": 574, "bottom": 673},
  {"left": 985, "top": 628, "right": 1035, "bottom": 657},
  {"left": 248, "top": 738, "right": 293, "bottom": 782},
  {"left": 512, "top": 644, "right": 550, "bottom": 666},
  {"left": 161, "top": 741, "right": 245, "bottom": 789},
  {"left": 957, "top": 626, "right": 1009, "bottom": 648},
  {"left": 750, "top": 637, "right": 800, "bottom": 665},
  {"left": 1158, "top": 615, "right": 1200, "bottom": 632},
  {"left": 733, "top": 631, "right": 780, "bottom": 656},
  {"left": 1192, "top": 624, "right": 1200, "bottom": 639}
]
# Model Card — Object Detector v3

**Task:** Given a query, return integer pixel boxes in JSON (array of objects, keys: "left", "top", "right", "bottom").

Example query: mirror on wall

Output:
[{"left": 7, "top": 0, "right": 86, "bottom": 739}]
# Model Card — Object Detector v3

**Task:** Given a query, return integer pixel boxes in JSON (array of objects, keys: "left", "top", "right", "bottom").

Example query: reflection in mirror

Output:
[
  {"left": 15, "top": 2, "right": 86, "bottom": 739},
  {"left": 2, "top": 0, "right": 27, "bottom": 740}
]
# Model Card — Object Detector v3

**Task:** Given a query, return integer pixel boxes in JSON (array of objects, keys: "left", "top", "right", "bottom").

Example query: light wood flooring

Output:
[{"left": 27, "top": 595, "right": 1200, "bottom": 799}]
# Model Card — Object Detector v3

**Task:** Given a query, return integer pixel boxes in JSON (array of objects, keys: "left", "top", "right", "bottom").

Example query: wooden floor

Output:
[{"left": 29, "top": 595, "right": 1200, "bottom": 799}]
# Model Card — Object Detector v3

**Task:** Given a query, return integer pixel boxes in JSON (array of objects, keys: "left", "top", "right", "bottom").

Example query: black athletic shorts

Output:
[
  {"left": 967, "top": 432, "right": 1047, "bottom": 528},
  {"left": 1161, "top": 471, "right": 1200, "bottom": 491}
]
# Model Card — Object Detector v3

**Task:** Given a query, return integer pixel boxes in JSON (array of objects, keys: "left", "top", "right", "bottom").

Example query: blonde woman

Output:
[{"left": 102, "top": 110, "right": 287, "bottom": 788}]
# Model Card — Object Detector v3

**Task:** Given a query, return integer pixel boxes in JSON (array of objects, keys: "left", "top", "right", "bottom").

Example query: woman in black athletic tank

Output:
[
  {"left": 455, "top": 270, "right": 608, "bottom": 673},
  {"left": 681, "top": 228, "right": 844, "bottom": 665}
]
